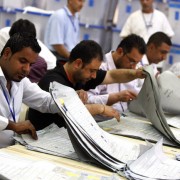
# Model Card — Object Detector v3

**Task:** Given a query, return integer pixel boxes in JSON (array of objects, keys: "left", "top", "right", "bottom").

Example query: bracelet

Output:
[{"left": 101, "top": 105, "right": 105, "bottom": 114}]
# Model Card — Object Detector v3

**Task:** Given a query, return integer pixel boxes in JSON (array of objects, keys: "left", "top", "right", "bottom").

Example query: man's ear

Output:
[
  {"left": 74, "top": 58, "right": 83, "bottom": 69},
  {"left": 3, "top": 47, "right": 11, "bottom": 59},
  {"left": 117, "top": 47, "right": 124, "bottom": 56}
]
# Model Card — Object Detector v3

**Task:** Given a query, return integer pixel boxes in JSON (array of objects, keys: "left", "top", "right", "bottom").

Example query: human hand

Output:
[
  {"left": 118, "top": 90, "right": 137, "bottom": 102},
  {"left": 136, "top": 68, "right": 146, "bottom": 79},
  {"left": 101, "top": 105, "right": 120, "bottom": 122},
  {"left": 7, "top": 120, "right": 38, "bottom": 140},
  {"left": 76, "top": 89, "right": 88, "bottom": 104}
]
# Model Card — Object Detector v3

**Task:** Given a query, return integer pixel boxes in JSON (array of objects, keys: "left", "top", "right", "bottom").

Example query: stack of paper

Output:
[
  {"left": 123, "top": 139, "right": 180, "bottom": 180},
  {"left": 50, "top": 82, "right": 143, "bottom": 172},
  {"left": 129, "top": 65, "right": 180, "bottom": 146}
]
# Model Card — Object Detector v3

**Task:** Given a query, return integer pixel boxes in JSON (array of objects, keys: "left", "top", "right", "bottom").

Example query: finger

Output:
[{"left": 114, "top": 112, "right": 120, "bottom": 122}]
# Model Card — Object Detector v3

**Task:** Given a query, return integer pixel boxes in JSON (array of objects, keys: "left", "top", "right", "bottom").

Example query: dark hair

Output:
[
  {"left": 1, "top": 32, "right": 41, "bottom": 56},
  {"left": 9, "top": 19, "right": 36, "bottom": 37},
  {"left": 69, "top": 40, "right": 103, "bottom": 65},
  {"left": 147, "top": 32, "right": 172, "bottom": 47},
  {"left": 117, "top": 34, "right": 146, "bottom": 55}
]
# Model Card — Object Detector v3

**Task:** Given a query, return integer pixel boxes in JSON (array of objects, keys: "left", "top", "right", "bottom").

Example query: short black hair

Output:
[
  {"left": 1, "top": 32, "right": 41, "bottom": 56},
  {"left": 9, "top": 19, "right": 36, "bottom": 37},
  {"left": 69, "top": 40, "right": 103, "bottom": 65},
  {"left": 117, "top": 34, "right": 146, "bottom": 55},
  {"left": 147, "top": 32, "right": 172, "bottom": 47}
]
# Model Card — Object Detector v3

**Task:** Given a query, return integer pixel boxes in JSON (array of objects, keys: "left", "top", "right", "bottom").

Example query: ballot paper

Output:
[
  {"left": 15, "top": 124, "right": 79, "bottom": 160},
  {"left": 98, "top": 118, "right": 177, "bottom": 147},
  {"left": 157, "top": 70, "right": 180, "bottom": 115},
  {"left": 50, "top": 82, "right": 143, "bottom": 172},
  {"left": 123, "top": 139, "right": 180, "bottom": 180},
  {"left": 0, "top": 151, "right": 120, "bottom": 180},
  {"left": 129, "top": 65, "right": 180, "bottom": 146}
]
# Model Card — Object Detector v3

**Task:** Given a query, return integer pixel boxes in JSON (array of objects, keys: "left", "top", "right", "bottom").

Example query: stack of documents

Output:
[
  {"left": 50, "top": 82, "right": 144, "bottom": 172},
  {"left": 129, "top": 65, "right": 180, "bottom": 146},
  {"left": 123, "top": 139, "right": 180, "bottom": 180}
]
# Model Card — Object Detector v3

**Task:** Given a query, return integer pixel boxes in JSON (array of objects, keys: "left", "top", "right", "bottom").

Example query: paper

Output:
[
  {"left": 0, "top": 151, "right": 119, "bottom": 180},
  {"left": 128, "top": 65, "right": 180, "bottom": 145},
  {"left": 50, "top": 82, "right": 143, "bottom": 171},
  {"left": 98, "top": 118, "right": 177, "bottom": 147},
  {"left": 124, "top": 139, "right": 180, "bottom": 179}
]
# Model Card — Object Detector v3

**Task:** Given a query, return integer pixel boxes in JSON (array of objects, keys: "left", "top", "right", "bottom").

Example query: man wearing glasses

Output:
[{"left": 87, "top": 34, "right": 146, "bottom": 121}]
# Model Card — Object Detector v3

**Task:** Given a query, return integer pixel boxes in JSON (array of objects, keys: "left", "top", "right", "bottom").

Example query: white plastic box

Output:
[
  {"left": 15, "top": 10, "right": 51, "bottom": 42},
  {"left": 2, "top": 0, "right": 25, "bottom": 9},
  {"left": 79, "top": 0, "right": 109, "bottom": 25},
  {"left": 0, "top": 9, "right": 16, "bottom": 28},
  {"left": 114, "top": 0, "right": 140, "bottom": 30},
  {"left": 162, "top": 47, "right": 180, "bottom": 71},
  {"left": 46, "top": 0, "right": 66, "bottom": 11},
  {"left": 79, "top": 25, "right": 104, "bottom": 46},
  {"left": 168, "top": 2, "right": 180, "bottom": 45}
]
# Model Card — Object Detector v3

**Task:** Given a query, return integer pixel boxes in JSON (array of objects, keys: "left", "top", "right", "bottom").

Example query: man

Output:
[
  {"left": 0, "top": 33, "right": 62, "bottom": 148},
  {"left": 87, "top": 35, "right": 146, "bottom": 119},
  {"left": 28, "top": 40, "right": 145, "bottom": 129},
  {"left": 120, "top": 0, "right": 174, "bottom": 43},
  {"left": 0, "top": 19, "right": 56, "bottom": 71},
  {"left": 143, "top": 31, "right": 172, "bottom": 75},
  {"left": 44, "top": 0, "right": 85, "bottom": 64}
]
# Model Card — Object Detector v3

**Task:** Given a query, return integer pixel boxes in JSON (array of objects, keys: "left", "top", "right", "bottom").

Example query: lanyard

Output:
[
  {"left": 142, "top": 12, "right": 154, "bottom": 31},
  {"left": 64, "top": 7, "right": 77, "bottom": 32},
  {"left": 1, "top": 84, "right": 16, "bottom": 122}
]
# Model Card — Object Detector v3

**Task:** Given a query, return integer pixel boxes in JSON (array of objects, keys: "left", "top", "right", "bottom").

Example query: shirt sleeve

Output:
[
  {"left": 0, "top": 115, "right": 8, "bottom": 131},
  {"left": 87, "top": 85, "right": 109, "bottom": 105}
]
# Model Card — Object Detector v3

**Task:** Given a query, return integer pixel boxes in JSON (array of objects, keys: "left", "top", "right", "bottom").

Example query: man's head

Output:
[
  {"left": 0, "top": 33, "right": 41, "bottom": 82},
  {"left": 67, "top": 0, "right": 85, "bottom": 14},
  {"left": 113, "top": 34, "right": 146, "bottom": 69},
  {"left": 140, "top": 0, "right": 154, "bottom": 13},
  {"left": 146, "top": 32, "right": 172, "bottom": 64},
  {"left": 9, "top": 19, "right": 36, "bottom": 37},
  {"left": 67, "top": 40, "right": 103, "bottom": 84}
]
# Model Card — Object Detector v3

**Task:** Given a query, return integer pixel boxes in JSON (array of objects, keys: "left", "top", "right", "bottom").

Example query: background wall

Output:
[{"left": 0, "top": 0, "right": 180, "bottom": 71}]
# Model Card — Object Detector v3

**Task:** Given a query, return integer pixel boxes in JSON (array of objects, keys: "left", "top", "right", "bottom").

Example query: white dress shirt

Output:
[
  {"left": 120, "top": 9, "right": 174, "bottom": 43},
  {"left": 0, "top": 67, "right": 59, "bottom": 146},
  {"left": 87, "top": 52, "right": 141, "bottom": 115}
]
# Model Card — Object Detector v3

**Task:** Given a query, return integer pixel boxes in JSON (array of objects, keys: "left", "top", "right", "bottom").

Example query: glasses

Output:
[{"left": 125, "top": 54, "right": 138, "bottom": 65}]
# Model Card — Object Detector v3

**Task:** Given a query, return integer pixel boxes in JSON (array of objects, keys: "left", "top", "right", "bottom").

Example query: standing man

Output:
[
  {"left": 120, "top": 0, "right": 174, "bottom": 43},
  {"left": 87, "top": 34, "right": 146, "bottom": 119},
  {"left": 44, "top": 0, "right": 85, "bottom": 64}
]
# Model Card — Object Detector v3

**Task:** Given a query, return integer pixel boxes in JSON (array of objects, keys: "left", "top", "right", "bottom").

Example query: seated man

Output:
[
  {"left": 0, "top": 33, "right": 61, "bottom": 148},
  {"left": 87, "top": 34, "right": 146, "bottom": 120},
  {"left": 0, "top": 19, "right": 56, "bottom": 82},
  {"left": 28, "top": 40, "right": 145, "bottom": 130}
]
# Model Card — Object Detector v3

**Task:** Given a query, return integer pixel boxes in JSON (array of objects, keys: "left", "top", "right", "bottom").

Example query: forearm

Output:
[
  {"left": 85, "top": 104, "right": 104, "bottom": 116},
  {"left": 103, "top": 69, "right": 143, "bottom": 84},
  {"left": 53, "top": 44, "right": 70, "bottom": 59},
  {"left": 107, "top": 93, "right": 121, "bottom": 106}
]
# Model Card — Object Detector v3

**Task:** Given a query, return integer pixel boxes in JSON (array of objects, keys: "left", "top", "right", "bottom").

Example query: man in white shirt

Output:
[
  {"left": 143, "top": 32, "right": 172, "bottom": 75},
  {"left": 120, "top": 0, "right": 174, "bottom": 43},
  {"left": 87, "top": 35, "right": 146, "bottom": 120},
  {"left": 0, "top": 33, "right": 60, "bottom": 148}
]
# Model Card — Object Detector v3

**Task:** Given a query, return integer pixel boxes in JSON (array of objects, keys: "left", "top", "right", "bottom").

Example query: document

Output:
[
  {"left": 50, "top": 82, "right": 144, "bottom": 172},
  {"left": 98, "top": 117, "right": 177, "bottom": 147},
  {"left": 128, "top": 65, "right": 180, "bottom": 146},
  {"left": 15, "top": 124, "right": 78, "bottom": 160},
  {"left": 0, "top": 151, "right": 120, "bottom": 180},
  {"left": 124, "top": 139, "right": 180, "bottom": 180},
  {"left": 157, "top": 70, "right": 180, "bottom": 115}
]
